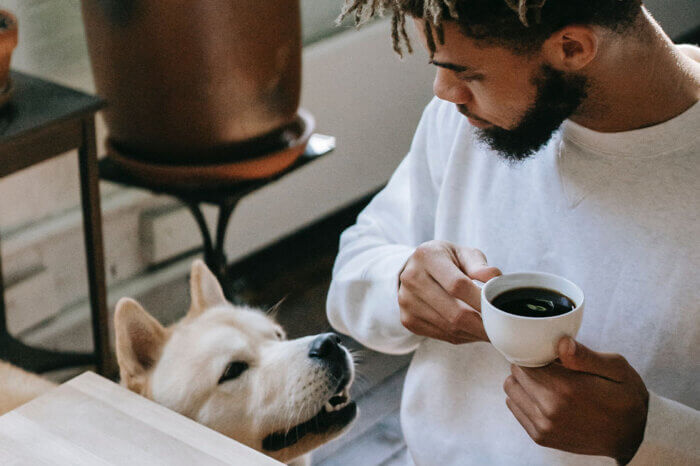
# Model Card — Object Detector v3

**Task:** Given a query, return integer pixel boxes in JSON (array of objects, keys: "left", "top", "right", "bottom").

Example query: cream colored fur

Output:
[
  {"left": 114, "top": 260, "right": 356, "bottom": 465},
  {"left": 0, "top": 360, "right": 56, "bottom": 416}
]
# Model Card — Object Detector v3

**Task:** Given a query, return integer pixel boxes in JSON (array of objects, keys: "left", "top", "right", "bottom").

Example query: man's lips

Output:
[
  {"left": 457, "top": 105, "right": 492, "bottom": 129},
  {"left": 467, "top": 116, "right": 492, "bottom": 129}
]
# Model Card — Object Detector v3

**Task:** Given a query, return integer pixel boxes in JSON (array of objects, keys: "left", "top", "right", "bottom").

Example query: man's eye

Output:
[
  {"left": 459, "top": 74, "right": 483, "bottom": 82},
  {"left": 218, "top": 361, "right": 249, "bottom": 384}
]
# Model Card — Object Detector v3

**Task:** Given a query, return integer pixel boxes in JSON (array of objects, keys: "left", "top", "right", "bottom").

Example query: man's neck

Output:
[{"left": 570, "top": 9, "right": 700, "bottom": 133}]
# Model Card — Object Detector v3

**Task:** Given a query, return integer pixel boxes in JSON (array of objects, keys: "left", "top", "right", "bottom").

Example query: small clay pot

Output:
[{"left": 0, "top": 10, "right": 18, "bottom": 92}]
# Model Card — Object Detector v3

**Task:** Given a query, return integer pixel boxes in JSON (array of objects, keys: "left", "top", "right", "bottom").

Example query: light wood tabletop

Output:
[{"left": 0, "top": 371, "right": 282, "bottom": 465}]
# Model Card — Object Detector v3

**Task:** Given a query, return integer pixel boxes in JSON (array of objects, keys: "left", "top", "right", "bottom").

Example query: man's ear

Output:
[
  {"left": 542, "top": 25, "right": 598, "bottom": 71},
  {"left": 188, "top": 259, "right": 227, "bottom": 318},
  {"left": 114, "top": 298, "right": 168, "bottom": 394}
]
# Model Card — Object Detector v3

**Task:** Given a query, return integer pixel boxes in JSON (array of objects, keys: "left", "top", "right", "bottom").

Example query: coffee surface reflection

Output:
[{"left": 491, "top": 287, "right": 575, "bottom": 318}]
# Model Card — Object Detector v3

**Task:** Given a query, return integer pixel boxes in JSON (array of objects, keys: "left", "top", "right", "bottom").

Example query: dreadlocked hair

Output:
[{"left": 337, "top": 0, "right": 642, "bottom": 57}]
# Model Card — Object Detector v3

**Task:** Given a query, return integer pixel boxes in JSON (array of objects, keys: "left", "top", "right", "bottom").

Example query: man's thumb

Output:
[
  {"left": 459, "top": 248, "right": 502, "bottom": 283},
  {"left": 558, "top": 337, "right": 626, "bottom": 382}
]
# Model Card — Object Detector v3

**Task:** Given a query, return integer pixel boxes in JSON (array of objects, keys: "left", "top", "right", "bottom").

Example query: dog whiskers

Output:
[
  {"left": 348, "top": 348, "right": 367, "bottom": 365},
  {"left": 264, "top": 296, "right": 288, "bottom": 319},
  {"left": 350, "top": 370, "right": 371, "bottom": 395}
]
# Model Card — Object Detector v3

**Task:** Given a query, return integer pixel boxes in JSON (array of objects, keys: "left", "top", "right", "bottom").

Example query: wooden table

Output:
[
  {"left": 0, "top": 71, "right": 114, "bottom": 376},
  {"left": 0, "top": 371, "right": 282, "bottom": 465}
]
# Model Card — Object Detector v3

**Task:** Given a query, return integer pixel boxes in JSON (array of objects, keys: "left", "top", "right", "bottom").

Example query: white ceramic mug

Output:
[{"left": 481, "top": 272, "right": 584, "bottom": 367}]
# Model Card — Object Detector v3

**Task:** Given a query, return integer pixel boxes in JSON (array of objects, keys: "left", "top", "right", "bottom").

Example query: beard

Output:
[{"left": 475, "top": 65, "right": 588, "bottom": 162}]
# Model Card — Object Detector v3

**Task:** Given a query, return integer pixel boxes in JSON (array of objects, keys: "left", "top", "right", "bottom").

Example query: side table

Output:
[
  {"left": 99, "top": 133, "right": 336, "bottom": 302},
  {"left": 0, "top": 71, "right": 114, "bottom": 376}
]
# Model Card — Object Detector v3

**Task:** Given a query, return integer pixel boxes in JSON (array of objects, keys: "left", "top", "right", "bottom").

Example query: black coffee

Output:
[{"left": 491, "top": 287, "right": 576, "bottom": 317}]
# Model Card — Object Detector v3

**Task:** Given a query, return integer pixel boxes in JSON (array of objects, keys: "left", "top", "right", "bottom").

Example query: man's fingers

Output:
[
  {"left": 402, "top": 313, "right": 479, "bottom": 344},
  {"left": 510, "top": 365, "right": 556, "bottom": 416},
  {"left": 505, "top": 397, "right": 540, "bottom": 443},
  {"left": 401, "top": 251, "right": 477, "bottom": 307},
  {"left": 457, "top": 247, "right": 502, "bottom": 284},
  {"left": 557, "top": 337, "right": 628, "bottom": 383},
  {"left": 402, "top": 242, "right": 502, "bottom": 311},
  {"left": 425, "top": 253, "right": 483, "bottom": 309},
  {"left": 398, "top": 241, "right": 499, "bottom": 342},
  {"left": 398, "top": 287, "right": 485, "bottom": 343},
  {"left": 410, "top": 274, "right": 488, "bottom": 339},
  {"left": 446, "top": 306, "right": 488, "bottom": 341},
  {"left": 503, "top": 375, "right": 546, "bottom": 427}
]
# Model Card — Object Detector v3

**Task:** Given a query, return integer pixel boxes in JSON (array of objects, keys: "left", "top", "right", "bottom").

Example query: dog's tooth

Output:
[{"left": 324, "top": 401, "right": 334, "bottom": 412}]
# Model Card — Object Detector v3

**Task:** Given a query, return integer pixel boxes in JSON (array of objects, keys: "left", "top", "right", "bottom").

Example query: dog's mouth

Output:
[{"left": 262, "top": 376, "right": 357, "bottom": 451}]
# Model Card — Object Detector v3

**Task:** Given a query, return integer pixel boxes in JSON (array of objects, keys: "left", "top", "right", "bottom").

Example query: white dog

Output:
[
  {"left": 114, "top": 260, "right": 357, "bottom": 465},
  {"left": 0, "top": 260, "right": 357, "bottom": 465}
]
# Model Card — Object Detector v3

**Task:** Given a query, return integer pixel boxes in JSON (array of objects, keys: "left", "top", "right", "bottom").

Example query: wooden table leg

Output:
[
  {"left": 78, "top": 116, "right": 116, "bottom": 377},
  {"left": 0, "top": 231, "right": 8, "bottom": 337}
]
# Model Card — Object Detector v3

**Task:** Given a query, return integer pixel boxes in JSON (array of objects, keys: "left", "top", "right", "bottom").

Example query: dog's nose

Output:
[{"left": 309, "top": 333, "right": 343, "bottom": 361}]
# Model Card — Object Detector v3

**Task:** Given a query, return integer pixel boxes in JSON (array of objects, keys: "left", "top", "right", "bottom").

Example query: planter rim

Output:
[{"left": 105, "top": 109, "right": 315, "bottom": 185}]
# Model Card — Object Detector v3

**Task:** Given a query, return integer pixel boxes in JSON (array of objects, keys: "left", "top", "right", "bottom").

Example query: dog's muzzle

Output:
[{"left": 261, "top": 333, "right": 356, "bottom": 452}]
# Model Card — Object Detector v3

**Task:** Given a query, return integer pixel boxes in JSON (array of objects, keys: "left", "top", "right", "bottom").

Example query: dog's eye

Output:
[{"left": 218, "top": 361, "right": 249, "bottom": 384}]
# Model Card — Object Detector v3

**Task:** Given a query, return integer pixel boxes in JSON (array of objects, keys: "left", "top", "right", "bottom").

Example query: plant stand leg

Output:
[{"left": 183, "top": 199, "right": 241, "bottom": 302}]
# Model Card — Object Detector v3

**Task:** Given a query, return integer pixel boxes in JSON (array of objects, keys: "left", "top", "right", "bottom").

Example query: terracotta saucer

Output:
[
  {"left": 0, "top": 79, "right": 13, "bottom": 110},
  {"left": 106, "top": 109, "right": 315, "bottom": 186}
]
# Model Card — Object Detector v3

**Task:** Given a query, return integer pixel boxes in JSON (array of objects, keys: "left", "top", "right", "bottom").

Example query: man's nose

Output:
[{"left": 433, "top": 68, "right": 473, "bottom": 104}]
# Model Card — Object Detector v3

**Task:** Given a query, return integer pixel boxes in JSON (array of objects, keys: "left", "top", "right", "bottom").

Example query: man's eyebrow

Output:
[{"left": 428, "top": 59, "right": 479, "bottom": 73}]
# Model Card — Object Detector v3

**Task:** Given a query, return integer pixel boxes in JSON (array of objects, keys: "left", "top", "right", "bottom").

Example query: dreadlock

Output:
[{"left": 337, "top": 0, "right": 642, "bottom": 57}]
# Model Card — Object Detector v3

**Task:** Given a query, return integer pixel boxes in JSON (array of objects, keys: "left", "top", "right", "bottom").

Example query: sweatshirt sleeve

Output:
[
  {"left": 326, "top": 99, "right": 446, "bottom": 355},
  {"left": 626, "top": 391, "right": 700, "bottom": 465}
]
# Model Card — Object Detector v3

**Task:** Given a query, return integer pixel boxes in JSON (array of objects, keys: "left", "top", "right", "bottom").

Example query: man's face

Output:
[{"left": 415, "top": 20, "right": 587, "bottom": 161}]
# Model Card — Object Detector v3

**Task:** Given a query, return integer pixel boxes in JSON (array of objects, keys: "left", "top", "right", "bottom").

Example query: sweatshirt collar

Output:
[{"left": 561, "top": 99, "right": 699, "bottom": 159}]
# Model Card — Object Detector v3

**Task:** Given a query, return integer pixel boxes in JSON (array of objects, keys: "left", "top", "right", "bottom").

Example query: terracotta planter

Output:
[
  {"left": 80, "top": 0, "right": 304, "bottom": 168},
  {"left": 0, "top": 10, "right": 18, "bottom": 92}
]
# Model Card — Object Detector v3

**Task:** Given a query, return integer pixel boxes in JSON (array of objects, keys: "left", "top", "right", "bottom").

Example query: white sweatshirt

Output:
[{"left": 327, "top": 51, "right": 699, "bottom": 465}]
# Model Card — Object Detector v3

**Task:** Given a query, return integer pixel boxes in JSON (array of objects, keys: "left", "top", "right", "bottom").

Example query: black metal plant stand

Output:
[
  {"left": 182, "top": 198, "right": 237, "bottom": 286},
  {"left": 99, "top": 134, "right": 336, "bottom": 301}
]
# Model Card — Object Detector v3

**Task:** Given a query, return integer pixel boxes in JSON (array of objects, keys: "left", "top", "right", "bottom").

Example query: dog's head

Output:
[{"left": 114, "top": 260, "right": 356, "bottom": 463}]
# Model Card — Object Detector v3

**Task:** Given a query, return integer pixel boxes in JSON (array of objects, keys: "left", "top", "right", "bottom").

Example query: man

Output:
[{"left": 326, "top": 1, "right": 699, "bottom": 464}]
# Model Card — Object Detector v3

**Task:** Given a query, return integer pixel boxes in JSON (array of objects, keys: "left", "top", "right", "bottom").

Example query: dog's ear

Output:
[
  {"left": 188, "top": 259, "right": 227, "bottom": 318},
  {"left": 114, "top": 298, "right": 168, "bottom": 395}
]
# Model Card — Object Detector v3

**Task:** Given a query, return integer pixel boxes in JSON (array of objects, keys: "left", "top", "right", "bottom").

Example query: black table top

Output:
[{"left": 0, "top": 71, "right": 104, "bottom": 143}]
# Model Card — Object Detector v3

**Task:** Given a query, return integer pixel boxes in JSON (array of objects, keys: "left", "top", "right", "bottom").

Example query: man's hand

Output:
[
  {"left": 398, "top": 240, "right": 501, "bottom": 344},
  {"left": 504, "top": 337, "right": 649, "bottom": 463}
]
